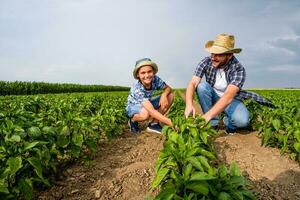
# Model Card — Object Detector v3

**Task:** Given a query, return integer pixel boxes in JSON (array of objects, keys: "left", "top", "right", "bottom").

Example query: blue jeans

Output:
[
  {"left": 196, "top": 82, "right": 249, "bottom": 130},
  {"left": 126, "top": 96, "right": 161, "bottom": 118}
]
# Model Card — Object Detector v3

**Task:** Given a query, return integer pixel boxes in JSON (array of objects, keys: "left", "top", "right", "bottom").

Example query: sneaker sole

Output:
[
  {"left": 128, "top": 120, "right": 139, "bottom": 134},
  {"left": 146, "top": 127, "right": 162, "bottom": 134}
]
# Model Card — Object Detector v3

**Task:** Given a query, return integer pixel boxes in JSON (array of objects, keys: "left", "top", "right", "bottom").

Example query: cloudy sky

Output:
[{"left": 1, "top": 0, "right": 299, "bottom": 88}]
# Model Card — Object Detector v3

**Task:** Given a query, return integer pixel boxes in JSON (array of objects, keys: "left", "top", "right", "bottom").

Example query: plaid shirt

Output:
[{"left": 194, "top": 56, "right": 275, "bottom": 108}]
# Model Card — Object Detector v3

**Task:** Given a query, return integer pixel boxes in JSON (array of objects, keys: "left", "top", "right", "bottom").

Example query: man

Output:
[{"left": 184, "top": 33, "right": 274, "bottom": 135}]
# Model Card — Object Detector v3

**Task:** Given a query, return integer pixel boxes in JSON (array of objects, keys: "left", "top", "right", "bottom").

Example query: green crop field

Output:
[{"left": 0, "top": 88, "right": 299, "bottom": 199}]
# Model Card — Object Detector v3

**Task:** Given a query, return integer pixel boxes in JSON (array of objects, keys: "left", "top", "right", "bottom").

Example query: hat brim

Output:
[
  {"left": 133, "top": 60, "right": 158, "bottom": 79},
  {"left": 205, "top": 40, "right": 242, "bottom": 54}
]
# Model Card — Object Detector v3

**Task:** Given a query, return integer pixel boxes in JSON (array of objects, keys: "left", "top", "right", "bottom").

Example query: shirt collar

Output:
[{"left": 222, "top": 56, "right": 235, "bottom": 71}]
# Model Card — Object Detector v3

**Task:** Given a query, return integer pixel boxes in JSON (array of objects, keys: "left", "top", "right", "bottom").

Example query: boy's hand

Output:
[{"left": 159, "top": 94, "right": 169, "bottom": 112}]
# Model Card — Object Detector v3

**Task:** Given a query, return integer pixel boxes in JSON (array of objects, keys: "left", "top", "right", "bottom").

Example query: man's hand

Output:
[
  {"left": 184, "top": 104, "right": 196, "bottom": 117},
  {"left": 202, "top": 113, "right": 211, "bottom": 123}
]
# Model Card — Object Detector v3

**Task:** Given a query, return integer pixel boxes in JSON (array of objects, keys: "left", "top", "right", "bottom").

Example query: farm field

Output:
[{"left": 1, "top": 89, "right": 300, "bottom": 199}]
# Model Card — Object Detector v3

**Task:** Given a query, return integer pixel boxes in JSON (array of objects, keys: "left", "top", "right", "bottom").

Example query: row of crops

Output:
[
  {"left": 150, "top": 93, "right": 257, "bottom": 199},
  {"left": 246, "top": 90, "right": 300, "bottom": 162},
  {"left": 0, "top": 92, "right": 128, "bottom": 199},
  {"left": 0, "top": 81, "right": 130, "bottom": 95},
  {"left": 150, "top": 89, "right": 300, "bottom": 199}
]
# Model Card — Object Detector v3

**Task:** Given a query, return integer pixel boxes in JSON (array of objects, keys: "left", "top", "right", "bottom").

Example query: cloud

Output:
[
  {"left": 0, "top": 0, "right": 300, "bottom": 88},
  {"left": 269, "top": 36, "right": 300, "bottom": 55},
  {"left": 266, "top": 64, "right": 300, "bottom": 73}
]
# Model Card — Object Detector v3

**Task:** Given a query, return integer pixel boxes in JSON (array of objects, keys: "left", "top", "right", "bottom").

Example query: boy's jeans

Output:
[{"left": 196, "top": 82, "right": 249, "bottom": 130}]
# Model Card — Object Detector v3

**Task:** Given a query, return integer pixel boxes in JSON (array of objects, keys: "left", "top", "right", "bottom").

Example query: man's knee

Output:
[
  {"left": 231, "top": 114, "right": 249, "bottom": 128},
  {"left": 196, "top": 82, "right": 212, "bottom": 99},
  {"left": 196, "top": 82, "right": 211, "bottom": 96}
]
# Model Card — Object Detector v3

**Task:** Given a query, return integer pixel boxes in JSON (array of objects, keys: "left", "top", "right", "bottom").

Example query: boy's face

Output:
[{"left": 137, "top": 65, "right": 154, "bottom": 87}]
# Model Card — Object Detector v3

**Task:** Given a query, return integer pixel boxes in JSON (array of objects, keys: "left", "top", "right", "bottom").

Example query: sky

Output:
[{"left": 0, "top": 0, "right": 300, "bottom": 88}]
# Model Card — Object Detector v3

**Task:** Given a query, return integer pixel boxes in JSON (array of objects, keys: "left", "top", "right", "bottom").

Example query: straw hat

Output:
[
  {"left": 205, "top": 33, "right": 242, "bottom": 54},
  {"left": 133, "top": 58, "right": 158, "bottom": 79}
]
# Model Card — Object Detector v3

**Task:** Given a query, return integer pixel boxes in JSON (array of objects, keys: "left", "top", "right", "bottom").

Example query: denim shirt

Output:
[{"left": 126, "top": 75, "right": 166, "bottom": 109}]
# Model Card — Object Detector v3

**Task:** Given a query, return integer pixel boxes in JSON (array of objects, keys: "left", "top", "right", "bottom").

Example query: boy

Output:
[{"left": 126, "top": 58, "right": 174, "bottom": 134}]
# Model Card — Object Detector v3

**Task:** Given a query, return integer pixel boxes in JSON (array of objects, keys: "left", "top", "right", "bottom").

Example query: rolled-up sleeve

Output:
[
  {"left": 194, "top": 57, "right": 210, "bottom": 78},
  {"left": 154, "top": 76, "right": 166, "bottom": 90},
  {"left": 229, "top": 64, "right": 246, "bottom": 89}
]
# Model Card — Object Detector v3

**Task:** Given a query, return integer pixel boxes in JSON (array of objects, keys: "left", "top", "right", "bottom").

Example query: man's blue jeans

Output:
[{"left": 196, "top": 82, "right": 249, "bottom": 130}]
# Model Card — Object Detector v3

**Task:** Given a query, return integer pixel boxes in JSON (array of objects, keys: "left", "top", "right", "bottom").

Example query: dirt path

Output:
[
  {"left": 215, "top": 132, "right": 300, "bottom": 200},
  {"left": 39, "top": 92, "right": 300, "bottom": 200},
  {"left": 39, "top": 131, "right": 163, "bottom": 200}
]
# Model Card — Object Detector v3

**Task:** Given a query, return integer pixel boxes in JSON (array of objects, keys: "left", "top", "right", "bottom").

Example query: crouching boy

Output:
[{"left": 126, "top": 58, "right": 174, "bottom": 134}]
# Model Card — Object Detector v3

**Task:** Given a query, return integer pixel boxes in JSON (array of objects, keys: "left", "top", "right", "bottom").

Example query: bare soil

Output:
[
  {"left": 39, "top": 130, "right": 163, "bottom": 200},
  {"left": 39, "top": 93, "right": 300, "bottom": 200}
]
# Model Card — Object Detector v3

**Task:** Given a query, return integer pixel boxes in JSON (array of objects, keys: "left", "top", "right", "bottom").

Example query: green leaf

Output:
[
  {"left": 19, "top": 178, "right": 33, "bottom": 200},
  {"left": 262, "top": 128, "right": 273, "bottom": 146},
  {"left": 155, "top": 157, "right": 168, "bottom": 173},
  {"left": 187, "top": 157, "right": 204, "bottom": 171},
  {"left": 190, "top": 171, "right": 216, "bottom": 181},
  {"left": 185, "top": 181, "right": 209, "bottom": 195},
  {"left": 230, "top": 162, "right": 241, "bottom": 176},
  {"left": 294, "top": 142, "right": 300, "bottom": 153},
  {"left": 24, "top": 141, "right": 40, "bottom": 151},
  {"left": 217, "top": 192, "right": 232, "bottom": 200},
  {"left": 5, "top": 134, "right": 21, "bottom": 143},
  {"left": 57, "top": 134, "right": 70, "bottom": 148},
  {"left": 198, "top": 148, "right": 216, "bottom": 160},
  {"left": 169, "top": 132, "right": 178, "bottom": 144},
  {"left": 154, "top": 187, "right": 176, "bottom": 200},
  {"left": 72, "top": 132, "right": 84, "bottom": 147},
  {"left": 151, "top": 168, "right": 170, "bottom": 189},
  {"left": 0, "top": 179, "right": 9, "bottom": 194},
  {"left": 42, "top": 126, "right": 56, "bottom": 135},
  {"left": 85, "top": 139, "right": 97, "bottom": 153},
  {"left": 294, "top": 130, "right": 300, "bottom": 142},
  {"left": 183, "top": 163, "right": 193, "bottom": 180},
  {"left": 272, "top": 119, "right": 281, "bottom": 131},
  {"left": 27, "top": 157, "right": 44, "bottom": 181},
  {"left": 7, "top": 156, "right": 22, "bottom": 175},
  {"left": 218, "top": 165, "right": 228, "bottom": 179},
  {"left": 27, "top": 126, "right": 41, "bottom": 138},
  {"left": 198, "top": 156, "right": 211, "bottom": 170},
  {"left": 61, "top": 126, "right": 70, "bottom": 135},
  {"left": 241, "top": 190, "right": 257, "bottom": 200},
  {"left": 200, "top": 131, "right": 208, "bottom": 144},
  {"left": 228, "top": 176, "right": 245, "bottom": 188},
  {"left": 232, "top": 191, "right": 244, "bottom": 200},
  {"left": 186, "top": 148, "right": 198, "bottom": 157}
]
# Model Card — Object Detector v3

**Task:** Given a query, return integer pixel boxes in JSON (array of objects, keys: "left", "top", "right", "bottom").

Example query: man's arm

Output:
[
  {"left": 184, "top": 75, "right": 201, "bottom": 117},
  {"left": 202, "top": 84, "right": 239, "bottom": 122}
]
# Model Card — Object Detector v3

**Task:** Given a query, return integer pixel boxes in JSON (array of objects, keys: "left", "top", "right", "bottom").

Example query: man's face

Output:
[{"left": 211, "top": 53, "right": 233, "bottom": 68}]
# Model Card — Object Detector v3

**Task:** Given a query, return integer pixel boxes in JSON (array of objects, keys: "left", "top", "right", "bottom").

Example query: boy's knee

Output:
[
  {"left": 169, "top": 92, "right": 175, "bottom": 102},
  {"left": 139, "top": 110, "right": 150, "bottom": 121}
]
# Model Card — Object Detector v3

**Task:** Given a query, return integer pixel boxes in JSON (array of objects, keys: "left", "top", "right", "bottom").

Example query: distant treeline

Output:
[{"left": 0, "top": 81, "right": 130, "bottom": 95}]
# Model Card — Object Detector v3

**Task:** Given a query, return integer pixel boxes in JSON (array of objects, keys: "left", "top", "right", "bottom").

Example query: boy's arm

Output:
[
  {"left": 142, "top": 100, "right": 172, "bottom": 126},
  {"left": 159, "top": 84, "right": 172, "bottom": 110}
]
